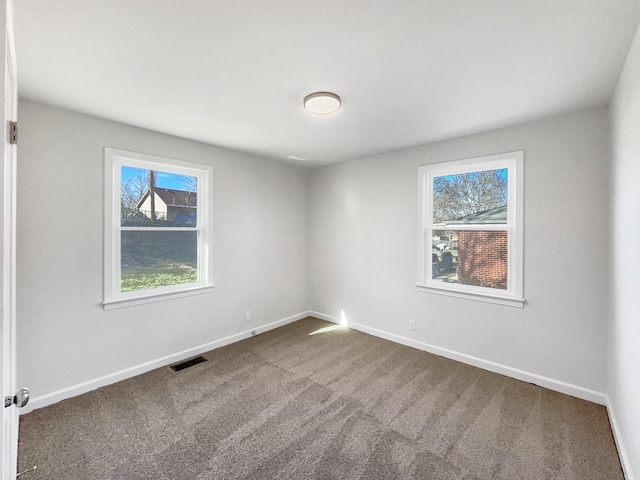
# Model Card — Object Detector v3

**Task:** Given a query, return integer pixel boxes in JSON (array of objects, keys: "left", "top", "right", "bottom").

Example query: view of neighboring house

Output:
[
  {"left": 434, "top": 205, "right": 507, "bottom": 289},
  {"left": 136, "top": 187, "right": 197, "bottom": 223}
]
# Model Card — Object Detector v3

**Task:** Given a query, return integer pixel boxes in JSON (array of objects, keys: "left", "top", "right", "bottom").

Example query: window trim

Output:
[
  {"left": 103, "top": 148, "right": 214, "bottom": 310},
  {"left": 417, "top": 151, "right": 524, "bottom": 307}
]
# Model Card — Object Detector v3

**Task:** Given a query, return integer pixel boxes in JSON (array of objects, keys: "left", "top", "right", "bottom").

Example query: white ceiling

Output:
[{"left": 15, "top": 1, "right": 640, "bottom": 168}]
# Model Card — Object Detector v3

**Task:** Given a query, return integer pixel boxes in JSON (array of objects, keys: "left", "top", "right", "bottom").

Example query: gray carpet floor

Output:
[{"left": 18, "top": 317, "right": 623, "bottom": 479}]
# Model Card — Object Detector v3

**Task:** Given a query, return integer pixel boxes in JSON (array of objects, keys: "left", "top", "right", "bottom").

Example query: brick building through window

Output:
[
  {"left": 457, "top": 230, "right": 507, "bottom": 289},
  {"left": 444, "top": 205, "right": 507, "bottom": 290}
]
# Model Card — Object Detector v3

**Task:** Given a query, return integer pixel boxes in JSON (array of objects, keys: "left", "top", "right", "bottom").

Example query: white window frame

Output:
[
  {"left": 417, "top": 151, "right": 524, "bottom": 307},
  {"left": 103, "top": 148, "right": 214, "bottom": 310}
]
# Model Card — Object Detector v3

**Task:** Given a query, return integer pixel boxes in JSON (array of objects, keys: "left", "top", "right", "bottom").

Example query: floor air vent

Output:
[{"left": 170, "top": 356, "right": 207, "bottom": 372}]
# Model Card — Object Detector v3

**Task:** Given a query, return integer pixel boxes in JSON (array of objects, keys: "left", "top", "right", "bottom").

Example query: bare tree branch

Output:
[{"left": 433, "top": 169, "right": 507, "bottom": 223}]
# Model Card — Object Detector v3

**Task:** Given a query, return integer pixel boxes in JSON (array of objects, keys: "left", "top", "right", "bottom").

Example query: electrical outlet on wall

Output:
[
  {"left": 245, "top": 311, "right": 251, "bottom": 322},
  {"left": 409, "top": 319, "right": 416, "bottom": 331}
]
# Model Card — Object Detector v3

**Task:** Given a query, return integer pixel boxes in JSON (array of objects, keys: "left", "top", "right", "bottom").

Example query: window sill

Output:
[
  {"left": 417, "top": 284, "right": 525, "bottom": 308},
  {"left": 103, "top": 285, "right": 214, "bottom": 311}
]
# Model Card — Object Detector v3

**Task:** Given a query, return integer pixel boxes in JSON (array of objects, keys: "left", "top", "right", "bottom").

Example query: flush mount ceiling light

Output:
[{"left": 303, "top": 92, "right": 341, "bottom": 115}]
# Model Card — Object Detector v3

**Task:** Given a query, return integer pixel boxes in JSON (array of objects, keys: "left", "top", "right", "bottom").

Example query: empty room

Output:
[{"left": 1, "top": 0, "right": 639, "bottom": 479}]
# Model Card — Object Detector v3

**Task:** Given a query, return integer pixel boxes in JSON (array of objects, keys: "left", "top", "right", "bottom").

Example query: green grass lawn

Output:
[
  {"left": 121, "top": 265, "right": 197, "bottom": 292},
  {"left": 121, "top": 230, "right": 198, "bottom": 292}
]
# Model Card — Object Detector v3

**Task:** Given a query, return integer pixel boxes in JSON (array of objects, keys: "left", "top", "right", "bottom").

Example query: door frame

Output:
[{"left": 1, "top": 0, "right": 18, "bottom": 477}]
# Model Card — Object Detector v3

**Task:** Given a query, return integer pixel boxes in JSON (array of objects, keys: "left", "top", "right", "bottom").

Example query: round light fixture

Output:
[{"left": 303, "top": 92, "right": 341, "bottom": 115}]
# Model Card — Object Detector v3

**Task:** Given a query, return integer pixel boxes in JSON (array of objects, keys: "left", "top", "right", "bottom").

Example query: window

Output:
[
  {"left": 418, "top": 151, "right": 524, "bottom": 307},
  {"left": 104, "top": 148, "right": 214, "bottom": 309}
]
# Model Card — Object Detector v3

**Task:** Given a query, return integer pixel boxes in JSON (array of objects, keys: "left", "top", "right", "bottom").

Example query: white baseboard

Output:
[
  {"left": 308, "top": 310, "right": 607, "bottom": 405},
  {"left": 607, "top": 397, "right": 635, "bottom": 480},
  {"left": 24, "top": 309, "right": 607, "bottom": 410},
  {"left": 309, "top": 310, "right": 342, "bottom": 325},
  {"left": 23, "top": 311, "right": 311, "bottom": 414}
]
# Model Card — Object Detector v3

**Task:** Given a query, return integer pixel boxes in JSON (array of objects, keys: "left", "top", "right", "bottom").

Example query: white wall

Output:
[
  {"left": 16, "top": 100, "right": 309, "bottom": 406},
  {"left": 609, "top": 24, "right": 640, "bottom": 480},
  {"left": 309, "top": 108, "right": 611, "bottom": 400}
]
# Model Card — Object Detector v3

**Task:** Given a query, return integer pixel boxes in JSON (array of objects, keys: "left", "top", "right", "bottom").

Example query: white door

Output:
[{"left": 1, "top": 0, "right": 19, "bottom": 478}]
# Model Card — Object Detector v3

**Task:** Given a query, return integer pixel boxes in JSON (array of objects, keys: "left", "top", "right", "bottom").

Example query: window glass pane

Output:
[
  {"left": 121, "top": 231, "right": 198, "bottom": 292},
  {"left": 121, "top": 166, "right": 198, "bottom": 227},
  {"left": 432, "top": 169, "right": 507, "bottom": 224},
  {"left": 431, "top": 229, "right": 508, "bottom": 290}
]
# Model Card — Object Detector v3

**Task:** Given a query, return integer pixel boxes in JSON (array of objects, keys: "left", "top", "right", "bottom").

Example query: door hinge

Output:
[
  {"left": 4, "top": 396, "right": 11, "bottom": 408},
  {"left": 9, "top": 121, "right": 17, "bottom": 145}
]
